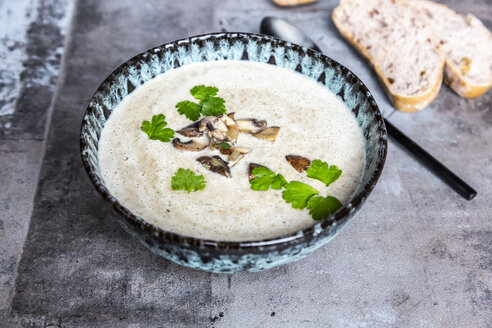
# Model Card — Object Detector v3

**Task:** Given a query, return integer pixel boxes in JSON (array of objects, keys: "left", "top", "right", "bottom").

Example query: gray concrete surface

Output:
[
  {"left": 0, "top": 0, "right": 74, "bottom": 322},
  {"left": 1, "top": 0, "right": 491, "bottom": 327}
]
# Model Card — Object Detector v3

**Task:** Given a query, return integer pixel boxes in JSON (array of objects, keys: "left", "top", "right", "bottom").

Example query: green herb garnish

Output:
[
  {"left": 190, "top": 85, "right": 218, "bottom": 101},
  {"left": 175, "top": 85, "right": 227, "bottom": 121},
  {"left": 248, "top": 159, "right": 343, "bottom": 220},
  {"left": 306, "top": 196, "right": 342, "bottom": 221},
  {"left": 176, "top": 101, "right": 202, "bottom": 121},
  {"left": 306, "top": 159, "right": 342, "bottom": 187},
  {"left": 212, "top": 142, "right": 232, "bottom": 149},
  {"left": 281, "top": 181, "right": 319, "bottom": 209},
  {"left": 201, "top": 96, "right": 226, "bottom": 116},
  {"left": 250, "top": 167, "right": 287, "bottom": 191},
  {"left": 140, "top": 114, "right": 174, "bottom": 142},
  {"left": 171, "top": 168, "right": 206, "bottom": 193}
]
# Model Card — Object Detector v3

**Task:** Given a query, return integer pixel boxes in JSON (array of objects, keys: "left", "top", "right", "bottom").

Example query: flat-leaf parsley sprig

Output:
[
  {"left": 176, "top": 85, "right": 227, "bottom": 121},
  {"left": 306, "top": 195, "right": 342, "bottom": 221},
  {"left": 249, "top": 167, "right": 287, "bottom": 191},
  {"left": 282, "top": 181, "right": 318, "bottom": 209},
  {"left": 171, "top": 168, "right": 206, "bottom": 193},
  {"left": 306, "top": 159, "right": 342, "bottom": 187},
  {"left": 140, "top": 114, "right": 175, "bottom": 142},
  {"left": 249, "top": 159, "right": 344, "bottom": 221}
]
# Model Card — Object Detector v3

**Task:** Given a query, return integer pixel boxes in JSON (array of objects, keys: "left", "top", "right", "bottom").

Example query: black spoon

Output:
[{"left": 260, "top": 16, "right": 477, "bottom": 201}]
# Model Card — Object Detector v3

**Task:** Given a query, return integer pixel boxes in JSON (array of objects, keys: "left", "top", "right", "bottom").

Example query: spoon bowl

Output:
[{"left": 260, "top": 16, "right": 321, "bottom": 51}]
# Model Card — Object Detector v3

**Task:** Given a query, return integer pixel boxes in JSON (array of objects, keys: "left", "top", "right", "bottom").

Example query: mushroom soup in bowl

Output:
[
  {"left": 80, "top": 33, "right": 387, "bottom": 272},
  {"left": 98, "top": 60, "right": 365, "bottom": 241}
]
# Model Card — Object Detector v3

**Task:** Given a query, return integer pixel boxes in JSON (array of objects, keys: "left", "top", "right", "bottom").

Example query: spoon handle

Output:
[{"left": 384, "top": 119, "right": 477, "bottom": 200}]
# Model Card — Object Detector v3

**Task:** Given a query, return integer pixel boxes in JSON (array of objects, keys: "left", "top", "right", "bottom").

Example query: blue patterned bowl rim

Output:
[{"left": 80, "top": 32, "right": 387, "bottom": 249}]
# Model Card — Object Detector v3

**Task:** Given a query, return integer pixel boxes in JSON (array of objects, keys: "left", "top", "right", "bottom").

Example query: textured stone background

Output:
[{"left": 1, "top": 0, "right": 491, "bottom": 327}]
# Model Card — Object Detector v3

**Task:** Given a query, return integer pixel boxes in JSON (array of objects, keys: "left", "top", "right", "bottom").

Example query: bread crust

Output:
[
  {"left": 444, "top": 62, "right": 491, "bottom": 98},
  {"left": 408, "top": 0, "right": 492, "bottom": 98},
  {"left": 332, "top": 3, "right": 445, "bottom": 112}
]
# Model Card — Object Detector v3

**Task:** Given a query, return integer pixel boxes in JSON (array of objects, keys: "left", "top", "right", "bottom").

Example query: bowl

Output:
[{"left": 80, "top": 32, "right": 387, "bottom": 273}]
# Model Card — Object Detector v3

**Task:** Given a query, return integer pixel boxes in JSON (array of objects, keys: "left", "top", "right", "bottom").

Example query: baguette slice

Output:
[
  {"left": 407, "top": 0, "right": 492, "bottom": 98},
  {"left": 332, "top": 0, "right": 445, "bottom": 112}
]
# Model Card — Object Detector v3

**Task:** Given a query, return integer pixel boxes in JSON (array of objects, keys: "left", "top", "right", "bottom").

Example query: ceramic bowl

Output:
[{"left": 80, "top": 32, "right": 387, "bottom": 273}]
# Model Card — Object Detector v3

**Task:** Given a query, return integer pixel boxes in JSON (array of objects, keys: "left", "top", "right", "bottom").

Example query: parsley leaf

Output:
[
  {"left": 190, "top": 85, "right": 218, "bottom": 101},
  {"left": 281, "top": 181, "right": 319, "bottom": 209},
  {"left": 176, "top": 85, "right": 227, "bottom": 120},
  {"left": 201, "top": 96, "right": 226, "bottom": 116},
  {"left": 306, "top": 159, "right": 342, "bottom": 187},
  {"left": 306, "top": 196, "right": 342, "bottom": 221},
  {"left": 140, "top": 114, "right": 175, "bottom": 142},
  {"left": 176, "top": 101, "right": 202, "bottom": 121},
  {"left": 171, "top": 168, "right": 206, "bottom": 193},
  {"left": 250, "top": 167, "right": 287, "bottom": 191}
]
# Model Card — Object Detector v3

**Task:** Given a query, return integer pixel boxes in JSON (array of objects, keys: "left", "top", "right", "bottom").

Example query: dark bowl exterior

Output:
[{"left": 80, "top": 32, "right": 387, "bottom": 273}]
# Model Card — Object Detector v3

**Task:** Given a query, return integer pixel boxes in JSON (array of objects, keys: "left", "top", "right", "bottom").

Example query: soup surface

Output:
[{"left": 98, "top": 60, "right": 365, "bottom": 241}]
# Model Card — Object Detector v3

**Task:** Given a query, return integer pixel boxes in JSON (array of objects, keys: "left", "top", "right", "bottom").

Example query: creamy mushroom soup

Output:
[{"left": 98, "top": 60, "right": 365, "bottom": 241}]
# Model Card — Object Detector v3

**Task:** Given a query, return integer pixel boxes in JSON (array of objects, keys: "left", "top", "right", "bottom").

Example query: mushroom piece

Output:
[
  {"left": 235, "top": 118, "right": 267, "bottom": 134},
  {"left": 227, "top": 125, "right": 239, "bottom": 141},
  {"left": 252, "top": 126, "right": 280, "bottom": 142},
  {"left": 198, "top": 116, "right": 214, "bottom": 131},
  {"left": 285, "top": 155, "right": 311, "bottom": 172},
  {"left": 197, "top": 156, "right": 232, "bottom": 178},
  {"left": 199, "top": 116, "right": 227, "bottom": 132},
  {"left": 219, "top": 113, "right": 235, "bottom": 126},
  {"left": 230, "top": 153, "right": 245, "bottom": 167},
  {"left": 176, "top": 121, "right": 203, "bottom": 138},
  {"left": 218, "top": 114, "right": 239, "bottom": 141},
  {"left": 220, "top": 147, "right": 251, "bottom": 165},
  {"left": 219, "top": 147, "right": 251, "bottom": 156},
  {"left": 248, "top": 163, "right": 268, "bottom": 181},
  {"left": 199, "top": 116, "right": 231, "bottom": 142},
  {"left": 172, "top": 138, "right": 207, "bottom": 151},
  {"left": 209, "top": 129, "right": 230, "bottom": 143}
]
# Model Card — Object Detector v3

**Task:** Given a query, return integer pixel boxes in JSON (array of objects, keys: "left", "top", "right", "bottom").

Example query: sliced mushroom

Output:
[
  {"left": 230, "top": 153, "right": 245, "bottom": 167},
  {"left": 172, "top": 138, "right": 207, "bottom": 151},
  {"left": 199, "top": 116, "right": 231, "bottom": 142},
  {"left": 210, "top": 129, "right": 229, "bottom": 143},
  {"left": 218, "top": 113, "right": 235, "bottom": 126},
  {"left": 176, "top": 121, "right": 203, "bottom": 138},
  {"left": 220, "top": 147, "right": 251, "bottom": 166},
  {"left": 227, "top": 125, "right": 239, "bottom": 141},
  {"left": 235, "top": 118, "right": 267, "bottom": 134},
  {"left": 252, "top": 126, "right": 280, "bottom": 142},
  {"left": 248, "top": 163, "right": 267, "bottom": 181},
  {"left": 220, "top": 148, "right": 233, "bottom": 155},
  {"left": 285, "top": 155, "right": 311, "bottom": 172},
  {"left": 197, "top": 156, "right": 231, "bottom": 178},
  {"left": 199, "top": 116, "right": 226, "bottom": 132},
  {"left": 198, "top": 116, "right": 215, "bottom": 132},
  {"left": 219, "top": 147, "right": 251, "bottom": 156},
  {"left": 229, "top": 150, "right": 241, "bottom": 163},
  {"left": 218, "top": 114, "right": 239, "bottom": 141},
  {"left": 227, "top": 112, "right": 235, "bottom": 120}
]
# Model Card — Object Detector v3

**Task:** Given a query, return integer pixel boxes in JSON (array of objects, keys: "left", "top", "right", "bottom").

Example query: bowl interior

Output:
[{"left": 80, "top": 32, "right": 387, "bottom": 246}]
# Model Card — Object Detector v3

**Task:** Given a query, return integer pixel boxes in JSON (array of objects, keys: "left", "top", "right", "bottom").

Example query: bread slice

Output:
[
  {"left": 407, "top": 0, "right": 492, "bottom": 98},
  {"left": 332, "top": 0, "right": 445, "bottom": 112}
]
